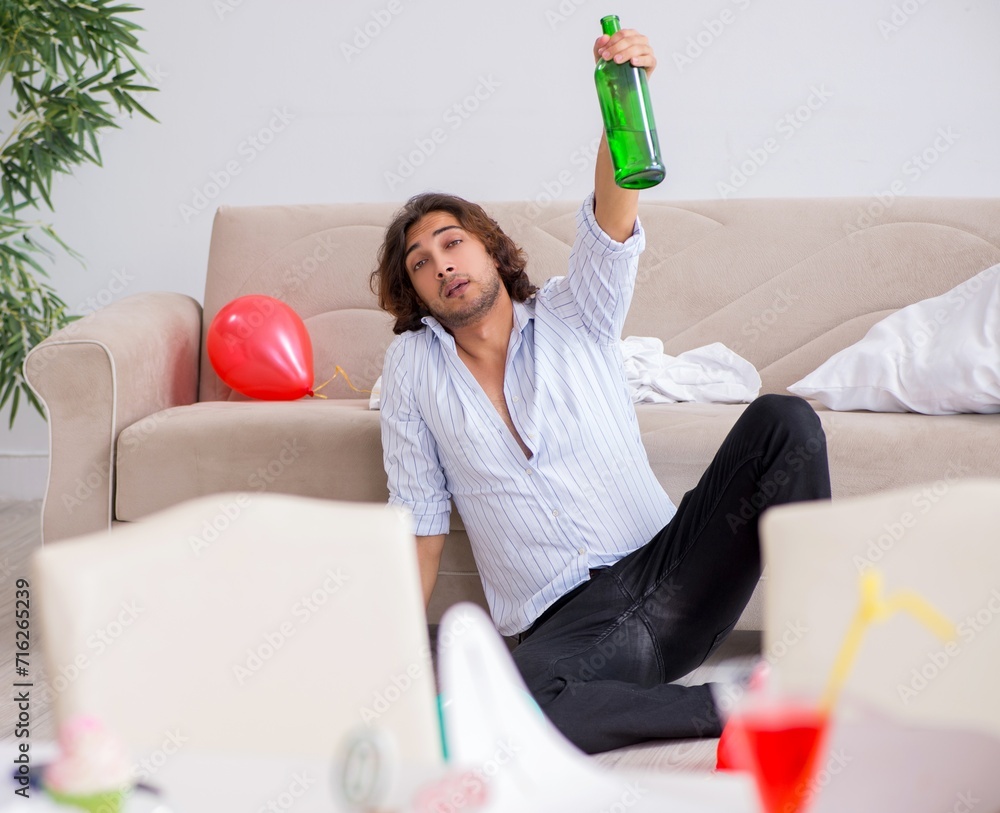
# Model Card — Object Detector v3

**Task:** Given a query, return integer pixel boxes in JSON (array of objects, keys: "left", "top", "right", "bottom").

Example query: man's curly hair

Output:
[{"left": 371, "top": 193, "right": 537, "bottom": 334}]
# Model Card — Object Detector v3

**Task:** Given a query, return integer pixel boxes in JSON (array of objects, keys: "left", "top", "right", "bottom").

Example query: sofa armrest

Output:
[{"left": 24, "top": 292, "right": 202, "bottom": 543}]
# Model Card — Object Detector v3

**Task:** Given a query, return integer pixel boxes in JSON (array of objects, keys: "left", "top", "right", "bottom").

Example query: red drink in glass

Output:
[{"left": 727, "top": 704, "right": 829, "bottom": 813}]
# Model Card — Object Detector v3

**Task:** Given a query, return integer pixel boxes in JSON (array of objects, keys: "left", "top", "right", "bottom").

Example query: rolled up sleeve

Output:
[
  {"left": 542, "top": 192, "right": 645, "bottom": 346},
  {"left": 379, "top": 338, "right": 451, "bottom": 536}
]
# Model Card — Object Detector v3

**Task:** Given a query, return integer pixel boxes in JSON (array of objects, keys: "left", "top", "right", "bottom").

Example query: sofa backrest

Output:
[{"left": 200, "top": 197, "right": 1000, "bottom": 401}]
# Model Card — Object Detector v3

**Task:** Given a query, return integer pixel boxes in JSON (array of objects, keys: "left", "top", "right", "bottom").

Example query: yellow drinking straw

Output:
[{"left": 820, "top": 569, "right": 957, "bottom": 713}]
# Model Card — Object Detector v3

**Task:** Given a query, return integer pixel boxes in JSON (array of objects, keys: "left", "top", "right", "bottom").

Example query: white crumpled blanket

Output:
[
  {"left": 368, "top": 338, "right": 760, "bottom": 409},
  {"left": 621, "top": 337, "right": 761, "bottom": 405}
]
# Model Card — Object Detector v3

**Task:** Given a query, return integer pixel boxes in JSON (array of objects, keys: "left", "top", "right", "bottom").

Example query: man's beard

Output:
[{"left": 426, "top": 271, "right": 503, "bottom": 330}]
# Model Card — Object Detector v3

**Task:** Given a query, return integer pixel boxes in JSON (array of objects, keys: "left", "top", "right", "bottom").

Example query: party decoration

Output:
[{"left": 207, "top": 295, "right": 314, "bottom": 399}]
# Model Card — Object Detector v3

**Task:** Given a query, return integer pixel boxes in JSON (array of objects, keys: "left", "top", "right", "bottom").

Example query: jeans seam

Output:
[{"left": 634, "top": 604, "right": 666, "bottom": 680}]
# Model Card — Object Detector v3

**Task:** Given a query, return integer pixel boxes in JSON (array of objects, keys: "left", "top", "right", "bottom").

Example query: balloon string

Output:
[{"left": 307, "top": 365, "right": 373, "bottom": 399}]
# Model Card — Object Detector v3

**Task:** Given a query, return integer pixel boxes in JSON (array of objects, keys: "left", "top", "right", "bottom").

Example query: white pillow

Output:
[{"left": 788, "top": 263, "right": 1000, "bottom": 414}]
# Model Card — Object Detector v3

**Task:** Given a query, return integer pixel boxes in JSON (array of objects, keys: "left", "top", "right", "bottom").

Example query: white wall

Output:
[{"left": 2, "top": 0, "right": 998, "bottom": 498}]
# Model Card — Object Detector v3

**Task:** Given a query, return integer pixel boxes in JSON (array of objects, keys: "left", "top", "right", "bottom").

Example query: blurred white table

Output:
[
  {"left": 0, "top": 741, "right": 756, "bottom": 813},
  {"left": 0, "top": 742, "right": 341, "bottom": 813}
]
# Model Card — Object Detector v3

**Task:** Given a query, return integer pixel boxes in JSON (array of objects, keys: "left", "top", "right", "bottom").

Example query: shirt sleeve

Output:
[
  {"left": 540, "top": 191, "right": 646, "bottom": 346},
  {"left": 379, "top": 337, "right": 452, "bottom": 536}
]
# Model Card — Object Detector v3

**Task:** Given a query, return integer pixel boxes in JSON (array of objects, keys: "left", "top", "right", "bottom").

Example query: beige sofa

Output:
[{"left": 25, "top": 196, "right": 1000, "bottom": 631}]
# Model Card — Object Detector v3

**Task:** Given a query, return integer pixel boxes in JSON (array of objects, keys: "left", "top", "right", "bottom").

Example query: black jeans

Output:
[{"left": 511, "top": 394, "right": 832, "bottom": 754}]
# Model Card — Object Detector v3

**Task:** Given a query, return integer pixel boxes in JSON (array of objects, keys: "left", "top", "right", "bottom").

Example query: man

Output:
[{"left": 372, "top": 29, "right": 831, "bottom": 754}]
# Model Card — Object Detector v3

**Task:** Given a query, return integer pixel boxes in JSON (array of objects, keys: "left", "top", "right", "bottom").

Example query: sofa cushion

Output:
[
  {"left": 636, "top": 401, "right": 1000, "bottom": 500},
  {"left": 115, "top": 400, "right": 388, "bottom": 520},
  {"left": 117, "top": 396, "right": 1000, "bottom": 539}
]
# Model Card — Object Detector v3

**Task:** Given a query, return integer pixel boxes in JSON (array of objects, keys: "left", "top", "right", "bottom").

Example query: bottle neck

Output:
[{"left": 600, "top": 15, "right": 620, "bottom": 37}]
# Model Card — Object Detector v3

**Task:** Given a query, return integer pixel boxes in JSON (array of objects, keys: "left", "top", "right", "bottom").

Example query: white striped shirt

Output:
[{"left": 380, "top": 193, "right": 677, "bottom": 636}]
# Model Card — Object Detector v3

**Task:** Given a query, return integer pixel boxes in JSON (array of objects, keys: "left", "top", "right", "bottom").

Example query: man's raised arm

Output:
[{"left": 591, "top": 28, "right": 658, "bottom": 242}]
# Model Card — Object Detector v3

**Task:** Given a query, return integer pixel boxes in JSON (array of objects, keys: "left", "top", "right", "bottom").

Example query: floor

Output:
[{"left": 0, "top": 498, "right": 759, "bottom": 772}]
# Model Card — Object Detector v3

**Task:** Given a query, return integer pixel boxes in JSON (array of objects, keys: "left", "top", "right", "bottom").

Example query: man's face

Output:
[{"left": 404, "top": 211, "right": 502, "bottom": 330}]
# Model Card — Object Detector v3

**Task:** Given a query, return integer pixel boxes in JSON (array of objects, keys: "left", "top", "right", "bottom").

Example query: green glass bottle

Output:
[{"left": 594, "top": 14, "right": 665, "bottom": 189}]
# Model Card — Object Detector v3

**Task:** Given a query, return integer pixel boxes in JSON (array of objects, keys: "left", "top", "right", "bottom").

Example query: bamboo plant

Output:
[{"left": 1, "top": 0, "right": 158, "bottom": 427}]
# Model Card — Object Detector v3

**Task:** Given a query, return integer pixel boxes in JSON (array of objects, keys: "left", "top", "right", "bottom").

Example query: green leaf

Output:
[{"left": 0, "top": 0, "right": 157, "bottom": 428}]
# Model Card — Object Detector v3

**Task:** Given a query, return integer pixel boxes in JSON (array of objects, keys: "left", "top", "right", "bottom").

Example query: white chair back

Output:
[
  {"left": 761, "top": 478, "right": 1000, "bottom": 739},
  {"left": 33, "top": 492, "right": 442, "bottom": 763}
]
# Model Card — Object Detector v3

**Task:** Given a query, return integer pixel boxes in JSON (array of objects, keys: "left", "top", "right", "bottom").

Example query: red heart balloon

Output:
[{"left": 207, "top": 295, "right": 314, "bottom": 400}]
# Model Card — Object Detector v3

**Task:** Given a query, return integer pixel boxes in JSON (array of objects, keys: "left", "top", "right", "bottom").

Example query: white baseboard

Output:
[{"left": 0, "top": 454, "right": 48, "bottom": 500}]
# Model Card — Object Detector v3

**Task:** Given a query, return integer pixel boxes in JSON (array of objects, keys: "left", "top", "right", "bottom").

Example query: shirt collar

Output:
[{"left": 511, "top": 295, "right": 535, "bottom": 336}]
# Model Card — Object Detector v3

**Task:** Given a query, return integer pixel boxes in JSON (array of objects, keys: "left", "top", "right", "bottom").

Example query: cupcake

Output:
[{"left": 44, "top": 715, "right": 134, "bottom": 813}]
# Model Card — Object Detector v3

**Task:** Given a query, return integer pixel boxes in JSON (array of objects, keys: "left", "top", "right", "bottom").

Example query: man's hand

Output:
[
  {"left": 593, "top": 29, "right": 657, "bottom": 77},
  {"left": 592, "top": 29, "right": 658, "bottom": 242}
]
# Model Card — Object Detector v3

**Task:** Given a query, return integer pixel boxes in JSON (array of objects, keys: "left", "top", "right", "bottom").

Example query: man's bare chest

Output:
[{"left": 459, "top": 354, "right": 532, "bottom": 459}]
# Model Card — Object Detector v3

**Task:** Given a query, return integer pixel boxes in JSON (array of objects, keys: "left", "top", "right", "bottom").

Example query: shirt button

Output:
[
  {"left": 578, "top": 547, "right": 586, "bottom": 556},
  {"left": 551, "top": 509, "right": 559, "bottom": 518},
  {"left": 525, "top": 467, "right": 533, "bottom": 475},
  {"left": 512, "top": 395, "right": 520, "bottom": 403},
  {"left": 528, "top": 433, "right": 535, "bottom": 439}
]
